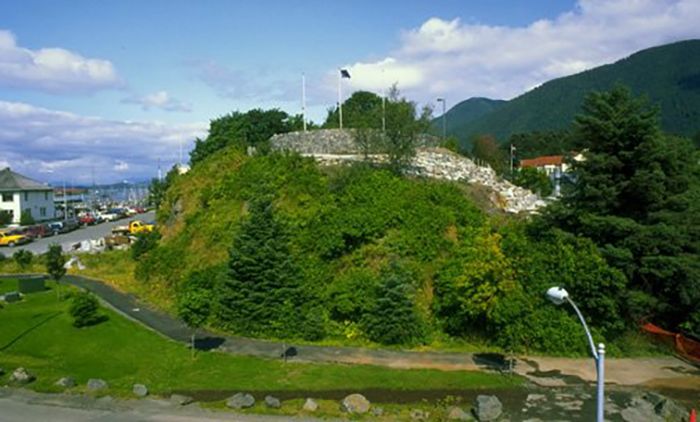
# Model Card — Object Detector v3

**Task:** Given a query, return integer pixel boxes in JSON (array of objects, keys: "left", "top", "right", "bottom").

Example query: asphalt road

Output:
[{"left": 3, "top": 211, "right": 155, "bottom": 255}]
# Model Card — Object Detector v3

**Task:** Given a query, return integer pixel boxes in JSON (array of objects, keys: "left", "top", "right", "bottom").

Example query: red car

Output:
[
  {"left": 79, "top": 213, "right": 99, "bottom": 226},
  {"left": 24, "top": 223, "right": 54, "bottom": 239}
]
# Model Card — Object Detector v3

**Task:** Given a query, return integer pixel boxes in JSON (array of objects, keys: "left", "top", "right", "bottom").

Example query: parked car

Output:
[
  {"left": 0, "top": 230, "right": 30, "bottom": 247},
  {"left": 24, "top": 223, "right": 55, "bottom": 239},
  {"left": 48, "top": 218, "right": 80, "bottom": 235},
  {"left": 79, "top": 213, "right": 99, "bottom": 226}
]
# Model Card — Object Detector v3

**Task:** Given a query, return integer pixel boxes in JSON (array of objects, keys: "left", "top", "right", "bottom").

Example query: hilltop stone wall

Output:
[
  {"left": 269, "top": 129, "right": 439, "bottom": 155},
  {"left": 268, "top": 129, "right": 546, "bottom": 214}
]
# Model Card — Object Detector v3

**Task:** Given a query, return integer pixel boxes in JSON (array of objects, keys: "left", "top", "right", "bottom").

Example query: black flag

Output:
[{"left": 340, "top": 69, "right": 351, "bottom": 79}]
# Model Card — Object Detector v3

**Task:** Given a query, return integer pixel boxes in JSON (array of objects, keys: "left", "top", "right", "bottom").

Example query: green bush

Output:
[
  {"left": 69, "top": 291, "right": 103, "bottom": 328},
  {"left": 13, "top": 249, "right": 33, "bottom": 269},
  {"left": 131, "top": 230, "right": 161, "bottom": 261},
  {"left": 362, "top": 261, "right": 426, "bottom": 346},
  {"left": 0, "top": 210, "right": 11, "bottom": 226},
  {"left": 19, "top": 210, "right": 35, "bottom": 226}
]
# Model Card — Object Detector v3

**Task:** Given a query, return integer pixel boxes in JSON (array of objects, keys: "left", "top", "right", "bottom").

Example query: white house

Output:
[{"left": 0, "top": 168, "right": 55, "bottom": 224}]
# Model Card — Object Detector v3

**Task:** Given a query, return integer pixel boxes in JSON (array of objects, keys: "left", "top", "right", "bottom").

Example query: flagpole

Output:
[
  {"left": 338, "top": 69, "right": 343, "bottom": 129},
  {"left": 302, "top": 73, "right": 307, "bottom": 132},
  {"left": 382, "top": 68, "right": 386, "bottom": 133}
]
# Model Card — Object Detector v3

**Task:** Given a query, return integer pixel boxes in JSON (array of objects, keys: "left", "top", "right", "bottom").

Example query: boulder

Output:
[
  {"left": 226, "top": 392, "right": 255, "bottom": 409},
  {"left": 10, "top": 367, "right": 35, "bottom": 384},
  {"left": 132, "top": 384, "right": 149, "bottom": 397},
  {"left": 264, "top": 395, "right": 281, "bottom": 409},
  {"left": 86, "top": 378, "right": 108, "bottom": 391},
  {"left": 473, "top": 395, "right": 503, "bottom": 421},
  {"left": 3, "top": 291, "right": 21, "bottom": 303},
  {"left": 653, "top": 396, "right": 686, "bottom": 420},
  {"left": 410, "top": 408, "right": 430, "bottom": 420},
  {"left": 303, "top": 398, "right": 319, "bottom": 412},
  {"left": 372, "top": 407, "right": 384, "bottom": 416},
  {"left": 55, "top": 377, "right": 76, "bottom": 388},
  {"left": 620, "top": 395, "right": 662, "bottom": 422},
  {"left": 447, "top": 406, "right": 473, "bottom": 420},
  {"left": 170, "top": 394, "right": 193, "bottom": 406},
  {"left": 341, "top": 393, "right": 370, "bottom": 414}
]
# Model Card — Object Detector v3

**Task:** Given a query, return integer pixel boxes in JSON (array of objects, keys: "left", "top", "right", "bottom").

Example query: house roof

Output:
[
  {"left": 0, "top": 168, "right": 52, "bottom": 192},
  {"left": 520, "top": 155, "right": 564, "bottom": 168}
]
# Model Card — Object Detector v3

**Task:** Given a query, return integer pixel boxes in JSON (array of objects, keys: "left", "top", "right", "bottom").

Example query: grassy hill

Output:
[
  {"left": 450, "top": 39, "right": 700, "bottom": 146},
  {"left": 125, "top": 145, "right": 643, "bottom": 355}
]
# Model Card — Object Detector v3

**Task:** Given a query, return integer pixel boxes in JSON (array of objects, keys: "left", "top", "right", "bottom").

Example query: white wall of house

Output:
[{"left": 0, "top": 190, "right": 55, "bottom": 223}]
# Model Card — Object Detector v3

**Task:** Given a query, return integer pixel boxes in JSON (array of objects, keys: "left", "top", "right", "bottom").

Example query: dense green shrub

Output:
[
  {"left": 13, "top": 249, "right": 33, "bottom": 269},
  {"left": 362, "top": 261, "right": 426, "bottom": 345},
  {"left": 69, "top": 291, "right": 102, "bottom": 328},
  {"left": 45, "top": 244, "right": 66, "bottom": 281},
  {"left": 131, "top": 231, "right": 161, "bottom": 261}
]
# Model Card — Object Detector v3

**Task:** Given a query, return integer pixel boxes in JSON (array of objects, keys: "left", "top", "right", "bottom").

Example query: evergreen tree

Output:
[
  {"left": 45, "top": 244, "right": 66, "bottom": 282},
  {"left": 217, "top": 198, "right": 302, "bottom": 337},
  {"left": 362, "top": 261, "right": 425, "bottom": 345},
  {"left": 546, "top": 86, "right": 700, "bottom": 334}
]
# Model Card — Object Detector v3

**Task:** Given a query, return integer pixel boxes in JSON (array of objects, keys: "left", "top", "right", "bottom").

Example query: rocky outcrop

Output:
[
  {"left": 341, "top": 393, "right": 371, "bottom": 414},
  {"left": 303, "top": 398, "right": 319, "bottom": 412},
  {"left": 55, "top": 377, "right": 76, "bottom": 388},
  {"left": 132, "top": 384, "right": 148, "bottom": 397},
  {"left": 86, "top": 378, "right": 108, "bottom": 391},
  {"left": 264, "top": 395, "right": 281, "bottom": 409},
  {"left": 226, "top": 393, "right": 255, "bottom": 409},
  {"left": 170, "top": 394, "right": 193, "bottom": 406},
  {"left": 307, "top": 149, "right": 546, "bottom": 214},
  {"left": 473, "top": 395, "right": 503, "bottom": 421},
  {"left": 9, "top": 367, "right": 35, "bottom": 384}
]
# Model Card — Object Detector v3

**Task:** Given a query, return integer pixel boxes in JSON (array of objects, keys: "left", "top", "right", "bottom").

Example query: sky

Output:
[{"left": 1, "top": 0, "right": 700, "bottom": 184}]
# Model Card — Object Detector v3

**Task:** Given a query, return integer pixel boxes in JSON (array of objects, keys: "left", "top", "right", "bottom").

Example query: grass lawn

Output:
[{"left": 0, "top": 281, "right": 522, "bottom": 405}]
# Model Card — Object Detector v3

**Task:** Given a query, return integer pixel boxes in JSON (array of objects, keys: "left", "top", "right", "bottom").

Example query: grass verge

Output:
[{"left": 0, "top": 280, "right": 521, "bottom": 403}]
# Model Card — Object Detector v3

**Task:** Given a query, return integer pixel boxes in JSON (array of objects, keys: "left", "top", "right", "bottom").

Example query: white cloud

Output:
[
  {"left": 0, "top": 100, "right": 207, "bottom": 184},
  {"left": 340, "top": 0, "right": 700, "bottom": 104},
  {"left": 122, "top": 90, "right": 192, "bottom": 112},
  {"left": 0, "top": 29, "right": 122, "bottom": 93}
]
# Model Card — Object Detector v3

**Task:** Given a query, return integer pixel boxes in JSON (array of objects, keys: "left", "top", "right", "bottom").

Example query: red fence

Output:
[{"left": 642, "top": 322, "right": 700, "bottom": 364}]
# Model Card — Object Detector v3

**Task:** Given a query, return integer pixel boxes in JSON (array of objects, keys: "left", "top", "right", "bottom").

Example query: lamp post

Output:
[
  {"left": 546, "top": 287, "right": 605, "bottom": 422},
  {"left": 436, "top": 98, "right": 446, "bottom": 141}
]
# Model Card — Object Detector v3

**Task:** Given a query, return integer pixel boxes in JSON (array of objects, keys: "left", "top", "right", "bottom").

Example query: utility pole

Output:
[
  {"left": 510, "top": 144, "right": 516, "bottom": 175},
  {"left": 62, "top": 180, "right": 67, "bottom": 221},
  {"left": 436, "top": 98, "right": 446, "bottom": 140},
  {"left": 382, "top": 68, "right": 386, "bottom": 133}
]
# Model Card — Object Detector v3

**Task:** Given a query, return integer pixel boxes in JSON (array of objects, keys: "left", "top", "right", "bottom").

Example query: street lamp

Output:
[
  {"left": 546, "top": 287, "right": 605, "bottom": 422},
  {"left": 436, "top": 98, "right": 446, "bottom": 141}
]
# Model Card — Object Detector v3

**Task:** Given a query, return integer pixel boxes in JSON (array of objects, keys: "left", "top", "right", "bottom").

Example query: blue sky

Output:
[{"left": 1, "top": 0, "right": 699, "bottom": 183}]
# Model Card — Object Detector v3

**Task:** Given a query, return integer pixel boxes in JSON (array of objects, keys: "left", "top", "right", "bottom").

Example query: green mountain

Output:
[
  {"left": 450, "top": 39, "right": 700, "bottom": 146},
  {"left": 432, "top": 97, "right": 506, "bottom": 134}
]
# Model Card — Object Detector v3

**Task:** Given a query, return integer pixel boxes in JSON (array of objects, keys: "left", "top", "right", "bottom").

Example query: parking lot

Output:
[{"left": 2, "top": 211, "right": 155, "bottom": 255}]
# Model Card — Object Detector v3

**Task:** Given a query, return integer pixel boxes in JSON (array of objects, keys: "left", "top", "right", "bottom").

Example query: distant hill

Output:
[
  {"left": 432, "top": 97, "right": 506, "bottom": 134},
  {"left": 449, "top": 40, "right": 700, "bottom": 147}
]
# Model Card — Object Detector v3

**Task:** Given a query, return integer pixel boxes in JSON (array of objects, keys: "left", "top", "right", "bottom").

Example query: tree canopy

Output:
[
  {"left": 190, "top": 108, "right": 303, "bottom": 165},
  {"left": 545, "top": 86, "right": 700, "bottom": 336}
]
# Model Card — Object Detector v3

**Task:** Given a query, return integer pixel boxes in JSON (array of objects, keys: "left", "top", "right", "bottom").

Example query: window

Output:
[
  {"left": 2, "top": 193, "right": 12, "bottom": 202},
  {"left": 24, "top": 192, "right": 29, "bottom": 201},
  {"left": 44, "top": 192, "right": 49, "bottom": 201},
  {"left": 40, "top": 207, "right": 47, "bottom": 217}
]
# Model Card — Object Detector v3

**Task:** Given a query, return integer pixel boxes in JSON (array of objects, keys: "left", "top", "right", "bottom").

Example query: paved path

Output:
[
  {"left": 2, "top": 273, "right": 699, "bottom": 389},
  {"left": 0, "top": 388, "right": 325, "bottom": 422},
  {"left": 4, "top": 211, "right": 155, "bottom": 255}
]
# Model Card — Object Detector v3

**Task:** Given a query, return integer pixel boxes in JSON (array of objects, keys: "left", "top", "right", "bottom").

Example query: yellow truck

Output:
[
  {"left": 111, "top": 220, "right": 154, "bottom": 236},
  {"left": 0, "top": 230, "right": 30, "bottom": 247}
]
